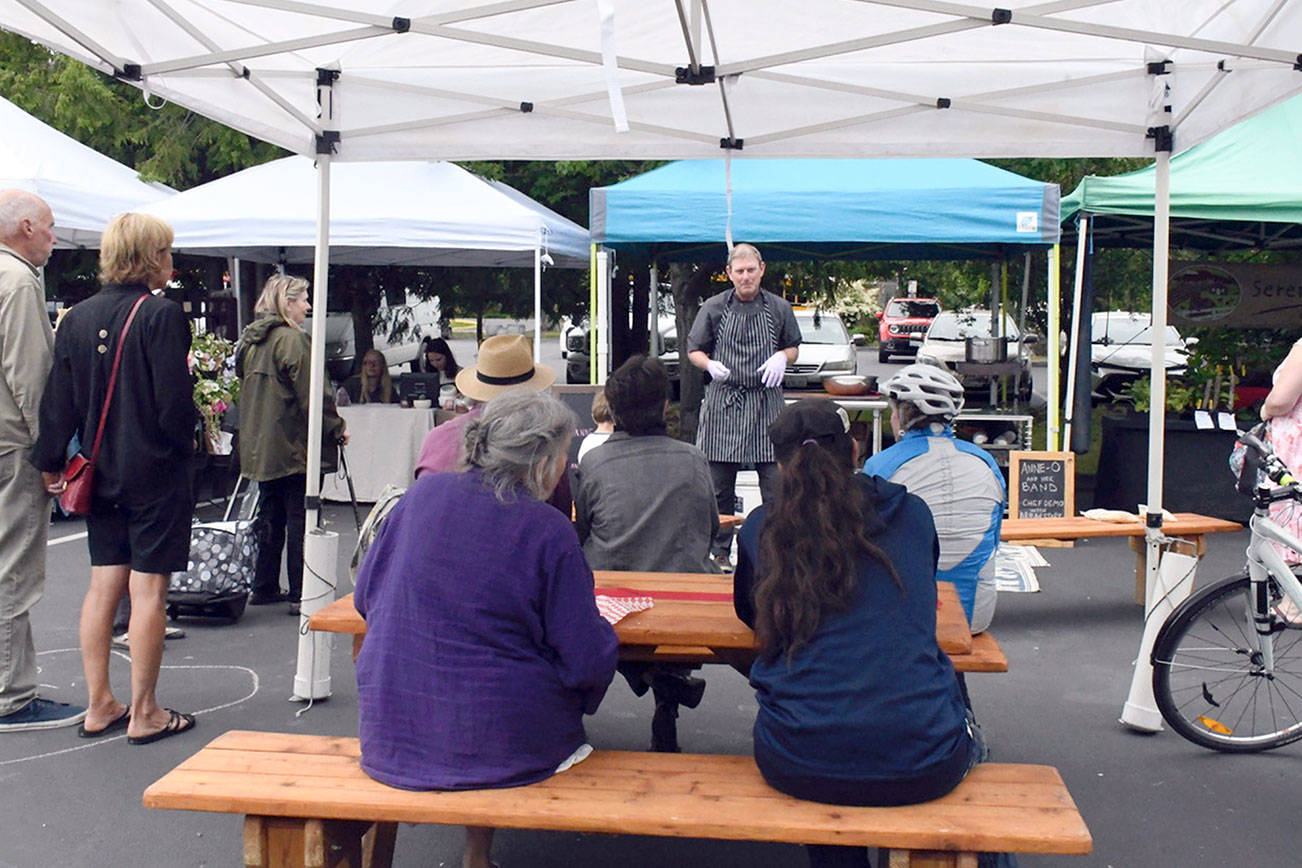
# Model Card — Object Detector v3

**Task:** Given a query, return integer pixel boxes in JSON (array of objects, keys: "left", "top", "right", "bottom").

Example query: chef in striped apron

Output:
[{"left": 686, "top": 244, "right": 801, "bottom": 571}]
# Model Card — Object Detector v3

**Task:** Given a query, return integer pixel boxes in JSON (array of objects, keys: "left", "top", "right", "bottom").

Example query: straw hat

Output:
[{"left": 455, "top": 333, "right": 556, "bottom": 401}]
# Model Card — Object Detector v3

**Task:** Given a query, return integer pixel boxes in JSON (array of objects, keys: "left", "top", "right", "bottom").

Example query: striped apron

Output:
[{"left": 696, "top": 296, "right": 783, "bottom": 464}]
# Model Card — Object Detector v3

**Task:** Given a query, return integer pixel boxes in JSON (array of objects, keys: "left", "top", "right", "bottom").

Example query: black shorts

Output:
[{"left": 86, "top": 491, "right": 193, "bottom": 574}]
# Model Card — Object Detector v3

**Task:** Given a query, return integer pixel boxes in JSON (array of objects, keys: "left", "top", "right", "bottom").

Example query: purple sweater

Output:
[{"left": 354, "top": 469, "right": 618, "bottom": 790}]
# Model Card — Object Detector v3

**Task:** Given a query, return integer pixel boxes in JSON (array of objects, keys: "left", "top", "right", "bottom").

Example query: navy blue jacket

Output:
[{"left": 734, "top": 473, "right": 970, "bottom": 798}]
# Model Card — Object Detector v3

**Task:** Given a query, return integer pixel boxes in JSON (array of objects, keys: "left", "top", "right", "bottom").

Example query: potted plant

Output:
[{"left": 1092, "top": 338, "right": 1268, "bottom": 522}]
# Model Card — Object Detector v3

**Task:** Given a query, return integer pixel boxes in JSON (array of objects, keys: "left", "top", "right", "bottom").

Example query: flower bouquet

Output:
[{"left": 190, "top": 329, "right": 240, "bottom": 454}]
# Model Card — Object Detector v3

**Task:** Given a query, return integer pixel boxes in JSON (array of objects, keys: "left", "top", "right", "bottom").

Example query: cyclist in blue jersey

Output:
[{"left": 863, "top": 364, "right": 1005, "bottom": 633}]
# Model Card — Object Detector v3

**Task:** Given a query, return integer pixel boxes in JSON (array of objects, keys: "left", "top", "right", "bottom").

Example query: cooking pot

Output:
[{"left": 965, "top": 336, "right": 1009, "bottom": 363}]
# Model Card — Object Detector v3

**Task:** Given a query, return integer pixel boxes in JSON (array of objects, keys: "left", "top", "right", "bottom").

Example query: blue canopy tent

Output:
[{"left": 590, "top": 158, "right": 1060, "bottom": 262}]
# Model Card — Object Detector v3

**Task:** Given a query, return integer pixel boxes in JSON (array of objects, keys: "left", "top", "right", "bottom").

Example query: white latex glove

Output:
[
  {"left": 756, "top": 351, "right": 787, "bottom": 388},
  {"left": 706, "top": 359, "right": 731, "bottom": 382}
]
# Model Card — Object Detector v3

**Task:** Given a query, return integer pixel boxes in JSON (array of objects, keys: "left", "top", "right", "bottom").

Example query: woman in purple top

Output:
[{"left": 355, "top": 390, "right": 618, "bottom": 868}]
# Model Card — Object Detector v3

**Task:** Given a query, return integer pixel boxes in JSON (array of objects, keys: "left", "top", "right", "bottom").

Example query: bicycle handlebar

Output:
[{"left": 1238, "top": 427, "right": 1298, "bottom": 487}]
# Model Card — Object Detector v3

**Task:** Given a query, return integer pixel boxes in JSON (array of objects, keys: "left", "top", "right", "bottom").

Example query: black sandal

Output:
[{"left": 127, "top": 709, "right": 196, "bottom": 745}]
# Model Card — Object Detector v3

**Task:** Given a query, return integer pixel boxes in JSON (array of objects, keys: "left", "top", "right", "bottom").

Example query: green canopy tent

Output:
[
  {"left": 1062, "top": 93, "right": 1302, "bottom": 251},
  {"left": 1057, "top": 95, "right": 1302, "bottom": 456}
]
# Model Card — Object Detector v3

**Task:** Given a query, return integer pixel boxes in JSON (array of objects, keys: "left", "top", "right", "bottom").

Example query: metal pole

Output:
[
  {"left": 1063, "top": 217, "right": 1089, "bottom": 447},
  {"left": 293, "top": 72, "right": 337, "bottom": 702},
  {"left": 1120, "top": 148, "right": 1175, "bottom": 733},
  {"left": 1047, "top": 244, "right": 1062, "bottom": 450},
  {"left": 649, "top": 262, "right": 659, "bottom": 357},
  {"left": 595, "top": 250, "right": 611, "bottom": 385},
  {"left": 533, "top": 240, "right": 542, "bottom": 363}
]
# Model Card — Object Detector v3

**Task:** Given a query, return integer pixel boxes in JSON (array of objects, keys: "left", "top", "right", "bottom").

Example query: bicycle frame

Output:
[{"left": 1245, "top": 496, "right": 1302, "bottom": 672}]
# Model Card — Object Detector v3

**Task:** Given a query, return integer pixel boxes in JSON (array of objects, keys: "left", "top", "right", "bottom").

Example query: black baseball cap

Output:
[{"left": 768, "top": 399, "right": 851, "bottom": 462}]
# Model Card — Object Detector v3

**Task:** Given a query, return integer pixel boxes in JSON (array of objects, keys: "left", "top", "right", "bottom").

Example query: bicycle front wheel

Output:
[{"left": 1152, "top": 574, "right": 1302, "bottom": 752}]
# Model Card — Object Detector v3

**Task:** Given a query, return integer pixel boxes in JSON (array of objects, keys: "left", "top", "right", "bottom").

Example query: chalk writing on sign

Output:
[{"left": 1008, "top": 451, "right": 1075, "bottom": 519}]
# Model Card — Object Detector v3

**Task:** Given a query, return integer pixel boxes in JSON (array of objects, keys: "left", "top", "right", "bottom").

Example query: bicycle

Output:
[{"left": 1150, "top": 427, "right": 1302, "bottom": 751}]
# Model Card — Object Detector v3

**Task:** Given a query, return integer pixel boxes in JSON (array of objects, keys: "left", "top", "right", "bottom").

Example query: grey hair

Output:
[
  {"left": 460, "top": 391, "right": 575, "bottom": 501},
  {"left": 727, "top": 242, "right": 763, "bottom": 267},
  {"left": 0, "top": 190, "right": 46, "bottom": 240}
]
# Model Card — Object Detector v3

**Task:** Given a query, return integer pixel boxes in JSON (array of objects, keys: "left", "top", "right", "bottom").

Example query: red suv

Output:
[{"left": 877, "top": 297, "right": 941, "bottom": 363}]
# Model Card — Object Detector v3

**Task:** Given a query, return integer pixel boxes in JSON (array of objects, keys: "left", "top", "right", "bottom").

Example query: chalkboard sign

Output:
[{"left": 1008, "top": 451, "right": 1075, "bottom": 519}]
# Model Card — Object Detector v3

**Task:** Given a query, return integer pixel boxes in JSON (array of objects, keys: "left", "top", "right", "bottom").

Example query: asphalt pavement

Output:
[{"left": 5, "top": 492, "right": 1299, "bottom": 867}]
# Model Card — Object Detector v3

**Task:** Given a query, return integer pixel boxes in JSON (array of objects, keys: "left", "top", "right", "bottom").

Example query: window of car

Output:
[
  {"left": 795, "top": 311, "right": 850, "bottom": 345},
  {"left": 885, "top": 299, "right": 940, "bottom": 319},
  {"left": 1091, "top": 317, "right": 1181, "bottom": 346},
  {"left": 927, "top": 311, "right": 1021, "bottom": 341}
]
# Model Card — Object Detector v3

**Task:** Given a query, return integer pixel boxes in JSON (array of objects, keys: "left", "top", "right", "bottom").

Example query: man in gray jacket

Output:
[
  {"left": 573, "top": 354, "right": 717, "bottom": 752},
  {"left": 0, "top": 189, "right": 86, "bottom": 731}
]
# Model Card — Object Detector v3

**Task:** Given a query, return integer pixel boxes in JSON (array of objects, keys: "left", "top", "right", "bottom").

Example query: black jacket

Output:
[{"left": 31, "top": 283, "right": 196, "bottom": 505}]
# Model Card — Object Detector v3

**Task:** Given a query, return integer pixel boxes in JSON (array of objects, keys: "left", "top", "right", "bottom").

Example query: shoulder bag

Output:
[{"left": 60, "top": 293, "right": 150, "bottom": 515}]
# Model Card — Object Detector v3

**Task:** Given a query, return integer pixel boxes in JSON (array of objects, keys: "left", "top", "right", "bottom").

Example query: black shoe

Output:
[
  {"left": 248, "top": 592, "right": 286, "bottom": 606},
  {"left": 651, "top": 701, "right": 681, "bottom": 753},
  {"left": 650, "top": 673, "right": 707, "bottom": 709}
]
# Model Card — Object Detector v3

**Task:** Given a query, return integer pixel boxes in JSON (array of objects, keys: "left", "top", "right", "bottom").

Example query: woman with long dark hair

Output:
[
  {"left": 734, "top": 400, "right": 1005, "bottom": 868},
  {"left": 416, "top": 336, "right": 460, "bottom": 383}
]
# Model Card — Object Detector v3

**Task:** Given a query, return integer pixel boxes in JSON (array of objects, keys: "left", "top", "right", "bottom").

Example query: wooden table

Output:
[
  {"left": 310, "top": 572, "right": 1006, "bottom": 673},
  {"left": 1000, "top": 512, "right": 1243, "bottom": 603}
]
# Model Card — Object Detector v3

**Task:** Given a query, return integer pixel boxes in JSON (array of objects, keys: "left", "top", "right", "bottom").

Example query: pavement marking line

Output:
[
  {"left": 0, "top": 653, "right": 261, "bottom": 767},
  {"left": 47, "top": 531, "right": 88, "bottom": 546}
]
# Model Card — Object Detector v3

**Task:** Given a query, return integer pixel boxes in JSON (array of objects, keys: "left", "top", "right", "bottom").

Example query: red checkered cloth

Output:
[{"left": 595, "top": 594, "right": 654, "bottom": 625}]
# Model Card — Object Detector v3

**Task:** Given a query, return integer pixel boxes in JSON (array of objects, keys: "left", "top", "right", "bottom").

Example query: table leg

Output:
[{"left": 880, "top": 849, "right": 978, "bottom": 867}]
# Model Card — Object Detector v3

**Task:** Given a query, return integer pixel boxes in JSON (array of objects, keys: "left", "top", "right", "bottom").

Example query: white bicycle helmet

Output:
[{"left": 882, "top": 363, "right": 965, "bottom": 419}]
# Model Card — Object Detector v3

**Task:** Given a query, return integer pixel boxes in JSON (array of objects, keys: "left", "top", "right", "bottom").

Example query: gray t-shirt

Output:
[{"left": 686, "top": 288, "right": 801, "bottom": 358}]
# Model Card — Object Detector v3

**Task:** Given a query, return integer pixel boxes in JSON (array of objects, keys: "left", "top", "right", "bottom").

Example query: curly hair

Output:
[{"left": 754, "top": 436, "right": 901, "bottom": 661}]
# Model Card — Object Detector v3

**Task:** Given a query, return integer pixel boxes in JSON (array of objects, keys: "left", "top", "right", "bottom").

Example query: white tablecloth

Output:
[{"left": 321, "top": 405, "right": 436, "bottom": 502}]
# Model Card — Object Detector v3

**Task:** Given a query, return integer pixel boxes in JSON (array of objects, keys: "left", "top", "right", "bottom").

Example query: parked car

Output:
[
  {"left": 877, "top": 296, "right": 941, "bottom": 363},
  {"left": 915, "top": 308, "right": 1036, "bottom": 401},
  {"left": 564, "top": 308, "right": 854, "bottom": 389},
  {"left": 1090, "top": 311, "right": 1190, "bottom": 400},
  {"left": 784, "top": 308, "right": 858, "bottom": 388},
  {"left": 307, "top": 294, "right": 446, "bottom": 381}
]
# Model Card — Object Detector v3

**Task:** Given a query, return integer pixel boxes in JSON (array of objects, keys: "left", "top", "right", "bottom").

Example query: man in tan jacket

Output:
[{"left": 0, "top": 189, "right": 85, "bottom": 731}]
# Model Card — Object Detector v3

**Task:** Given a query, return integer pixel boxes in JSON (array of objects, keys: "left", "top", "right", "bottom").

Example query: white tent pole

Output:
[
  {"left": 1046, "top": 244, "right": 1061, "bottom": 451},
  {"left": 293, "top": 71, "right": 338, "bottom": 703},
  {"left": 595, "top": 249, "right": 611, "bottom": 385},
  {"left": 1120, "top": 147, "right": 1174, "bottom": 733},
  {"left": 1063, "top": 216, "right": 1088, "bottom": 447},
  {"left": 1145, "top": 150, "right": 1172, "bottom": 521},
  {"left": 649, "top": 262, "right": 659, "bottom": 356},
  {"left": 533, "top": 236, "right": 543, "bottom": 363}
]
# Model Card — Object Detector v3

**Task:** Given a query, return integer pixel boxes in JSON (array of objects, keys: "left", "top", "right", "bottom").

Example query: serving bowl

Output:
[{"left": 823, "top": 374, "right": 874, "bottom": 396}]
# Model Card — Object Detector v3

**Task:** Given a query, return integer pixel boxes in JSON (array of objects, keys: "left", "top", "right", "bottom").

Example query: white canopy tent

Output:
[
  {"left": 8, "top": 0, "right": 1302, "bottom": 714},
  {"left": 0, "top": 94, "right": 172, "bottom": 247},
  {"left": 139, "top": 155, "right": 590, "bottom": 351},
  {"left": 139, "top": 156, "right": 589, "bottom": 268}
]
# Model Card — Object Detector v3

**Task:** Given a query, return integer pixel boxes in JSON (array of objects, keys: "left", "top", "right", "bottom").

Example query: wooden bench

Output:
[
  {"left": 1001, "top": 512, "right": 1242, "bottom": 603},
  {"left": 144, "top": 730, "right": 1091, "bottom": 868}
]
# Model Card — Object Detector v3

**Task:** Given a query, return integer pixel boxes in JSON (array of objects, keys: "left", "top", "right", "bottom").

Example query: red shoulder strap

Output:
[{"left": 85, "top": 293, "right": 150, "bottom": 463}]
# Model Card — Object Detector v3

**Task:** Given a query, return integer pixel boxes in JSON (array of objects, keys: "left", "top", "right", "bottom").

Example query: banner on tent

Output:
[{"left": 1169, "top": 262, "right": 1302, "bottom": 328}]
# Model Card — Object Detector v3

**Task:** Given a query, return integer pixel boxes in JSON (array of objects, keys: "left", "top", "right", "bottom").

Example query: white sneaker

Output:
[{"left": 112, "top": 627, "right": 186, "bottom": 648}]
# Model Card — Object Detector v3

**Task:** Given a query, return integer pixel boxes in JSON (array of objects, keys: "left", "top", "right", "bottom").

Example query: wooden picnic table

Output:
[
  {"left": 1000, "top": 512, "right": 1242, "bottom": 602},
  {"left": 310, "top": 572, "right": 1006, "bottom": 673}
]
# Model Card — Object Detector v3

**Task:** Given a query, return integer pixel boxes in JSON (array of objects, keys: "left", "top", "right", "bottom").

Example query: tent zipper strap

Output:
[{"left": 596, "top": 0, "right": 629, "bottom": 133}]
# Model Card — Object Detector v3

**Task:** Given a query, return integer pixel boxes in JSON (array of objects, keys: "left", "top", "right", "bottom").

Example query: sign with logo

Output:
[{"left": 1169, "top": 262, "right": 1302, "bottom": 328}]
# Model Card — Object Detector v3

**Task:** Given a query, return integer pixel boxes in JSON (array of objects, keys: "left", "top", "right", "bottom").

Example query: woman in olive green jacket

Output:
[{"left": 237, "top": 275, "right": 346, "bottom": 610}]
